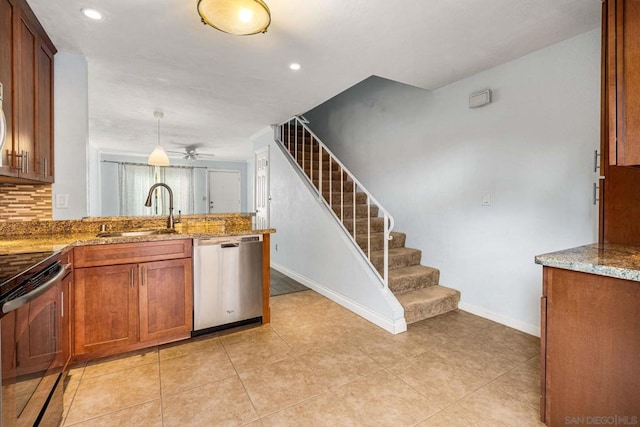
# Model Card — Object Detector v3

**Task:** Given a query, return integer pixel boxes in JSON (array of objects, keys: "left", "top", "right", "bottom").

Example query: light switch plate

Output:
[{"left": 55, "top": 193, "right": 69, "bottom": 209}]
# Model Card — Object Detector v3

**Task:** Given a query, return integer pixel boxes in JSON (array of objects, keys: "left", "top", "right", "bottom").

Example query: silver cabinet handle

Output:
[
  {"left": 2, "top": 263, "right": 70, "bottom": 313},
  {"left": 141, "top": 267, "right": 145, "bottom": 287},
  {"left": 593, "top": 182, "right": 600, "bottom": 206},
  {"left": 130, "top": 268, "right": 135, "bottom": 288}
]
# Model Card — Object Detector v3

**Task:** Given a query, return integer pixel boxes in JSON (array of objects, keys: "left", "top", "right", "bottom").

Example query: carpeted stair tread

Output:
[
  {"left": 396, "top": 285, "right": 461, "bottom": 324},
  {"left": 344, "top": 217, "right": 385, "bottom": 233},
  {"left": 371, "top": 247, "right": 422, "bottom": 272},
  {"left": 356, "top": 232, "right": 406, "bottom": 251},
  {"left": 388, "top": 265, "right": 440, "bottom": 294}
]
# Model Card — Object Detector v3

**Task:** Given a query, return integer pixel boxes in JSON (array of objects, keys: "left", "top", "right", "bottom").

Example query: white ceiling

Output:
[{"left": 27, "top": 0, "right": 601, "bottom": 161}]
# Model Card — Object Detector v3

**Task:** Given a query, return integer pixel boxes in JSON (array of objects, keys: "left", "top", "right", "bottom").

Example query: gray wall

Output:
[
  {"left": 52, "top": 52, "right": 89, "bottom": 219},
  {"left": 303, "top": 29, "right": 601, "bottom": 334}
]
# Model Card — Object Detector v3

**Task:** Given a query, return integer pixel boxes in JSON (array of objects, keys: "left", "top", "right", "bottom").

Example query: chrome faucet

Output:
[{"left": 144, "top": 183, "right": 175, "bottom": 229}]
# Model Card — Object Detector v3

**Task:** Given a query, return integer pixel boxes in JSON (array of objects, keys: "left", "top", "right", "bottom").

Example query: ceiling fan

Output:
[{"left": 167, "top": 146, "right": 216, "bottom": 161}]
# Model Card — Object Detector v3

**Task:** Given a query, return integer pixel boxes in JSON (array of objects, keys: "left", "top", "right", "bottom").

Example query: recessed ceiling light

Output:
[
  {"left": 81, "top": 8, "right": 104, "bottom": 20},
  {"left": 289, "top": 63, "right": 301, "bottom": 71}
]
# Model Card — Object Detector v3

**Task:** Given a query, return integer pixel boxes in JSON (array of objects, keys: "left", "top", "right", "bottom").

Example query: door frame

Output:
[{"left": 255, "top": 146, "right": 270, "bottom": 228}]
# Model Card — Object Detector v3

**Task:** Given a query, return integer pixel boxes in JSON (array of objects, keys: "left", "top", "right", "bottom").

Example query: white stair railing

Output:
[{"left": 274, "top": 116, "right": 395, "bottom": 290}]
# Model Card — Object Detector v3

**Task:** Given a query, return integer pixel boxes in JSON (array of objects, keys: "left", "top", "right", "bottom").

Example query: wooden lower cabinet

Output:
[
  {"left": 138, "top": 258, "right": 192, "bottom": 343},
  {"left": 72, "top": 241, "right": 193, "bottom": 360},
  {"left": 541, "top": 267, "right": 640, "bottom": 425},
  {"left": 73, "top": 263, "right": 138, "bottom": 356}
]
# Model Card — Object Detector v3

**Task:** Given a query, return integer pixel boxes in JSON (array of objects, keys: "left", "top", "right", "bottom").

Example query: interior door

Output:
[
  {"left": 255, "top": 147, "right": 269, "bottom": 229},
  {"left": 208, "top": 170, "right": 241, "bottom": 213}
]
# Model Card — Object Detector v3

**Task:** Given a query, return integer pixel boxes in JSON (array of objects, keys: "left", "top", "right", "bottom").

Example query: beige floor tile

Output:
[
  {"left": 162, "top": 376, "right": 259, "bottom": 426},
  {"left": 388, "top": 350, "right": 489, "bottom": 408},
  {"left": 428, "top": 331, "right": 529, "bottom": 381},
  {"left": 473, "top": 324, "right": 540, "bottom": 361},
  {"left": 83, "top": 347, "right": 158, "bottom": 379},
  {"left": 417, "top": 386, "right": 545, "bottom": 427},
  {"left": 484, "top": 355, "right": 541, "bottom": 409},
  {"left": 353, "top": 325, "right": 443, "bottom": 366},
  {"left": 65, "top": 399, "right": 162, "bottom": 427},
  {"left": 64, "top": 363, "right": 160, "bottom": 425},
  {"left": 222, "top": 326, "right": 293, "bottom": 373},
  {"left": 262, "top": 370, "right": 440, "bottom": 426},
  {"left": 239, "top": 358, "right": 329, "bottom": 416},
  {"left": 62, "top": 366, "right": 85, "bottom": 424},
  {"left": 160, "top": 344, "right": 237, "bottom": 395},
  {"left": 299, "top": 343, "right": 382, "bottom": 388},
  {"left": 414, "top": 310, "right": 498, "bottom": 340},
  {"left": 273, "top": 321, "right": 348, "bottom": 353},
  {"left": 158, "top": 334, "right": 221, "bottom": 361}
]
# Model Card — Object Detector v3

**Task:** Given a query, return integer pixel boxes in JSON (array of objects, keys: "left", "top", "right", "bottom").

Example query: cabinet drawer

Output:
[{"left": 74, "top": 239, "right": 192, "bottom": 268}]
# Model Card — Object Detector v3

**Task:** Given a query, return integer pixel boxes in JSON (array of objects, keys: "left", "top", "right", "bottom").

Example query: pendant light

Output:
[
  {"left": 197, "top": 0, "right": 271, "bottom": 36},
  {"left": 147, "top": 110, "right": 170, "bottom": 166}
]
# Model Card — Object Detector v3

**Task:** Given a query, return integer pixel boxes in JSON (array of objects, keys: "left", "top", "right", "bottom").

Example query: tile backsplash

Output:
[{"left": 0, "top": 184, "right": 52, "bottom": 221}]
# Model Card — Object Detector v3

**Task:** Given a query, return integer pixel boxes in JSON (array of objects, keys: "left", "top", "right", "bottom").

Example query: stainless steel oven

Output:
[{"left": 0, "top": 252, "right": 68, "bottom": 426}]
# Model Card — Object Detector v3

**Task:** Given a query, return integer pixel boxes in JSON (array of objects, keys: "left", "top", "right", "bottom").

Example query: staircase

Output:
[{"left": 276, "top": 118, "right": 460, "bottom": 325}]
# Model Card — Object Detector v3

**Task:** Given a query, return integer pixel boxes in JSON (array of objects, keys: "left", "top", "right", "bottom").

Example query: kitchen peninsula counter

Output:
[
  {"left": 535, "top": 242, "right": 640, "bottom": 282},
  {"left": 0, "top": 214, "right": 275, "bottom": 255},
  {"left": 535, "top": 243, "right": 640, "bottom": 424}
]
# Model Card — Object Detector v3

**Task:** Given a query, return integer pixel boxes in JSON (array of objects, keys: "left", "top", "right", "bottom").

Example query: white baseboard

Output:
[
  {"left": 458, "top": 302, "right": 540, "bottom": 337},
  {"left": 271, "top": 263, "right": 407, "bottom": 334}
]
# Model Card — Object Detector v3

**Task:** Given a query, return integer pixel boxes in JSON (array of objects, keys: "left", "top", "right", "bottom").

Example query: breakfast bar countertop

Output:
[
  {"left": 0, "top": 228, "right": 276, "bottom": 255},
  {"left": 0, "top": 214, "right": 275, "bottom": 255},
  {"left": 535, "top": 243, "right": 640, "bottom": 282}
]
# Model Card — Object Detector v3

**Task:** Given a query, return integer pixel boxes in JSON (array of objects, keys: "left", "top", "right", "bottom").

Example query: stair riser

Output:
[
  {"left": 357, "top": 233, "right": 406, "bottom": 251},
  {"left": 289, "top": 149, "right": 331, "bottom": 162},
  {"left": 324, "top": 192, "right": 368, "bottom": 204},
  {"left": 344, "top": 218, "right": 385, "bottom": 234},
  {"left": 372, "top": 250, "right": 421, "bottom": 272},
  {"left": 403, "top": 292, "right": 460, "bottom": 324},
  {"left": 312, "top": 180, "right": 357, "bottom": 192},
  {"left": 388, "top": 270, "right": 440, "bottom": 294},
  {"left": 297, "top": 159, "right": 340, "bottom": 171},
  {"left": 332, "top": 205, "right": 380, "bottom": 218}
]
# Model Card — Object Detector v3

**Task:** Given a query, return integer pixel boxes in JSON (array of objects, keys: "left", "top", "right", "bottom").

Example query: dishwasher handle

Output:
[{"left": 221, "top": 243, "right": 239, "bottom": 248}]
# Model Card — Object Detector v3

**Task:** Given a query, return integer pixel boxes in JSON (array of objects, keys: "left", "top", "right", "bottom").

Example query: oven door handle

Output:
[{"left": 2, "top": 263, "right": 71, "bottom": 314}]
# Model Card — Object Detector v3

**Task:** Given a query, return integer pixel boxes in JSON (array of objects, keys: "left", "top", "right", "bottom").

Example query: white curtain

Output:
[
  {"left": 160, "top": 167, "right": 195, "bottom": 215},
  {"left": 118, "top": 163, "right": 155, "bottom": 216},
  {"left": 118, "top": 163, "right": 195, "bottom": 216}
]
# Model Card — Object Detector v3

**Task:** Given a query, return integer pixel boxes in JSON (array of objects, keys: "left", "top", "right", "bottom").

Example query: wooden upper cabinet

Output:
[
  {"left": 0, "top": 0, "right": 17, "bottom": 178},
  {"left": 0, "top": 0, "right": 55, "bottom": 183},
  {"left": 608, "top": 0, "right": 640, "bottom": 166}
]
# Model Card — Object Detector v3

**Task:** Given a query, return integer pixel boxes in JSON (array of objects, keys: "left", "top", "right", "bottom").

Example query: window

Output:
[{"left": 118, "top": 163, "right": 194, "bottom": 216}]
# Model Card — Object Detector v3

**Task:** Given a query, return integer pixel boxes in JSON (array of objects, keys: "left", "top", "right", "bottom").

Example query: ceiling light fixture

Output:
[
  {"left": 147, "top": 111, "right": 170, "bottom": 166},
  {"left": 197, "top": 0, "right": 271, "bottom": 36},
  {"left": 81, "top": 8, "right": 104, "bottom": 20},
  {"left": 289, "top": 63, "right": 301, "bottom": 71}
]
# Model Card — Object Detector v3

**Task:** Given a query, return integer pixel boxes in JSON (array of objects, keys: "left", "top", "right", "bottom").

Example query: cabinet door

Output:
[
  {"left": 139, "top": 258, "right": 192, "bottom": 343},
  {"left": 73, "top": 264, "right": 138, "bottom": 356},
  {"left": 608, "top": 0, "right": 640, "bottom": 166},
  {"left": 35, "top": 38, "right": 53, "bottom": 182},
  {"left": 0, "top": 0, "right": 18, "bottom": 178},
  {"left": 14, "top": 8, "right": 36, "bottom": 177}
]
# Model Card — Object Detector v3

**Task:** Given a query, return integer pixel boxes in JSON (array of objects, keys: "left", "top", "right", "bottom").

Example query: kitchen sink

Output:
[{"left": 96, "top": 229, "right": 177, "bottom": 238}]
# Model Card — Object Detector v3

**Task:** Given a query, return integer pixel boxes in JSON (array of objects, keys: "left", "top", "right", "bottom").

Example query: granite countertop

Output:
[
  {"left": 0, "top": 228, "right": 276, "bottom": 255},
  {"left": 535, "top": 243, "right": 640, "bottom": 282}
]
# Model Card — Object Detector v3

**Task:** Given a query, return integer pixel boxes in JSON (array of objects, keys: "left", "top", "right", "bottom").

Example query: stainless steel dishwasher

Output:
[{"left": 192, "top": 235, "right": 263, "bottom": 335}]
